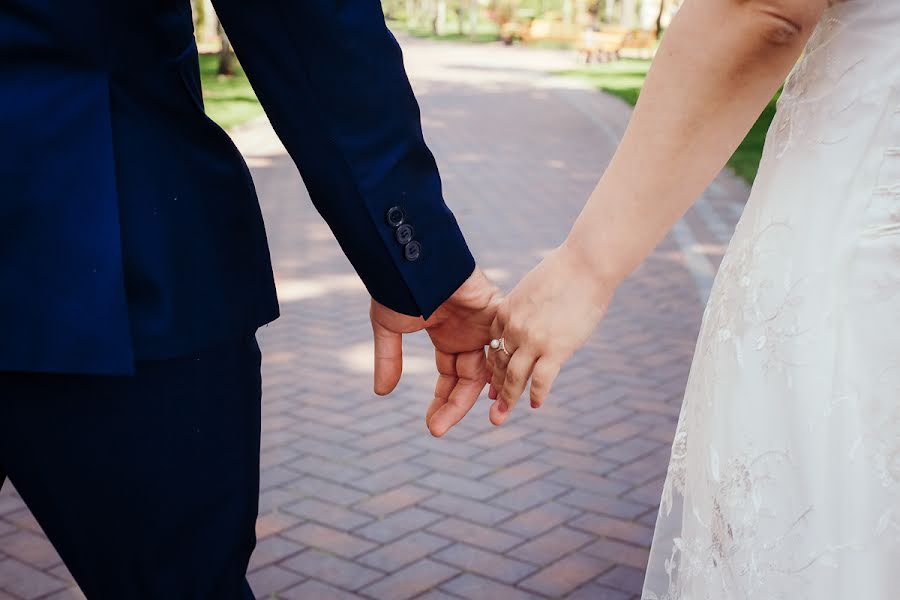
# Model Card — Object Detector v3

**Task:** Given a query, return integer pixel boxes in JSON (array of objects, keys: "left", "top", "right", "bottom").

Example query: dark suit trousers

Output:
[{"left": 0, "top": 335, "right": 262, "bottom": 599}]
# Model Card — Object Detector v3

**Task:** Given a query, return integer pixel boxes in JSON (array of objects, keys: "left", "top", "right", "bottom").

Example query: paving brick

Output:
[
  {"left": 490, "top": 480, "right": 569, "bottom": 513},
  {"left": 358, "top": 532, "right": 451, "bottom": 572},
  {"left": 420, "top": 493, "right": 513, "bottom": 526},
  {"left": 353, "top": 485, "right": 436, "bottom": 518},
  {"left": 418, "top": 473, "right": 502, "bottom": 501},
  {"left": 257, "top": 488, "right": 302, "bottom": 515},
  {"left": 255, "top": 510, "right": 301, "bottom": 540},
  {"left": 0, "top": 521, "right": 15, "bottom": 537},
  {"left": 499, "top": 502, "right": 581, "bottom": 539},
  {"left": 287, "top": 455, "right": 368, "bottom": 485},
  {"left": 360, "top": 559, "right": 458, "bottom": 600},
  {"left": 557, "top": 490, "right": 651, "bottom": 521},
  {"left": 282, "top": 523, "right": 376, "bottom": 559},
  {"left": 287, "top": 476, "right": 370, "bottom": 507},
  {"left": 282, "top": 549, "right": 383, "bottom": 591},
  {"left": 427, "top": 518, "right": 523, "bottom": 553},
  {"left": 519, "top": 553, "right": 613, "bottom": 597},
  {"left": 594, "top": 564, "right": 647, "bottom": 594},
  {"left": 568, "top": 514, "right": 655, "bottom": 547},
  {"left": 415, "top": 590, "right": 461, "bottom": 600},
  {"left": 282, "top": 498, "right": 373, "bottom": 531},
  {"left": 566, "top": 583, "right": 631, "bottom": 600},
  {"left": 245, "top": 564, "right": 304, "bottom": 599},
  {"left": 40, "top": 588, "right": 87, "bottom": 600},
  {"left": 412, "top": 452, "right": 493, "bottom": 478},
  {"left": 513, "top": 526, "right": 594, "bottom": 565},
  {"left": 441, "top": 573, "right": 541, "bottom": 600},
  {"left": 290, "top": 437, "right": 360, "bottom": 462},
  {"left": 259, "top": 465, "right": 303, "bottom": 491},
  {"left": 352, "top": 463, "right": 430, "bottom": 494},
  {"left": 583, "top": 539, "right": 650, "bottom": 571},
  {"left": 547, "top": 470, "right": 630, "bottom": 496},
  {"left": 45, "top": 564, "right": 75, "bottom": 587},
  {"left": 433, "top": 543, "right": 536, "bottom": 584},
  {"left": 0, "top": 530, "right": 61, "bottom": 570},
  {"left": 0, "top": 558, "right": 68, "bottom": 600},
  {"left": 0, "top": 497, "right": 25, "bottom": 518},
  {"left": 624, "top": 476, "right": 667, "bottom": 506},
  {"left": 248, "top": 535, "right": 305, "bottom": 571},
  {"left": 356, "top": 507, "right": 442, "bottom": 544},
  {"left": 480, "top": 461, "right": 556, "bottom": 489},
  {"left": 536, "top": 449, "right": 616, "bottom": 474},
  {"left": 280, "top": 579, "right": 359, "bottom": 600},
  {"left": 354, "top": 446, "right": 423, "bottom": 471},
  {"left": 471, "top": 441, "right": 543, "bottom": 468}
]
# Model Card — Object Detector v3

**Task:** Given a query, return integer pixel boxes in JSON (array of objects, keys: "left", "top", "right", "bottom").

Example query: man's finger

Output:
[
  {"left": 529, "top": 358, "right": 560, "bottom": 409},
  {"left": 428, "top": 349, "right": 488, "bottom": 437},
  {"left": 372, "top": 318, "right": 403, "bottom": 395},
  {"left": 492, "top": 350, "right": 537, "bottom": 426}
]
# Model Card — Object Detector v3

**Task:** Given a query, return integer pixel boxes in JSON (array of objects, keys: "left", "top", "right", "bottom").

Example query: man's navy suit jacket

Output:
[{"left": 0, "top": 0, "right": 475, "bottom": 375}]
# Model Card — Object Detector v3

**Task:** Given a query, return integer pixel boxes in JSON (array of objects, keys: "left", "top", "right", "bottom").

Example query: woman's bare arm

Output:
[
  {"left": 567, "top": 0, "right": 828, "bottom": 286},
  {"left": 477, "top": 0, "right": 830, "bottom": 426}
]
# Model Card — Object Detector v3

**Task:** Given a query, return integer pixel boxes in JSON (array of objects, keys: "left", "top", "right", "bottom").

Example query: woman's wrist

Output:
[{"left": 559, "top": 234, "right": 621, "bottom": 309}]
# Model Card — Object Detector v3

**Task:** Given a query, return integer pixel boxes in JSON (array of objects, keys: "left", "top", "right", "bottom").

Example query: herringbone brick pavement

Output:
[{"left": 0, "top": 35, "right": 749, "bottom": 599}]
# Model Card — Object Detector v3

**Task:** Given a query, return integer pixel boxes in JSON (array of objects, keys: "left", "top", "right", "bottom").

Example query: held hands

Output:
[
  {"left": 485, "top": 241, "right": 615, "bottom": 426},
  {"left": 370, "top": 267, "right": 502, "bottom": 437},
  {"left": 370, "top": 243, "right": 614, "bottom": 437}
]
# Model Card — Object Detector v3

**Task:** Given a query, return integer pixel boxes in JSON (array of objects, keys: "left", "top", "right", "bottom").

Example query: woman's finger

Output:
[
  {"left": 489, "top": 339, "right": 514, "bottom": 404},
  {"left": 494, "top": 350, "right": 538, "bottom": 425},
  {"left": 529, "top": 358, "right": 561, "bottom": 409},
  {"left": 487, "top": 314, "right": 505, "bottom": 400}
]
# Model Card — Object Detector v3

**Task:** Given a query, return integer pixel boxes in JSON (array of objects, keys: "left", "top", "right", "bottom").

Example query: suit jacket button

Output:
[
  {"left": 395, "top": 223, "right": 415, "bottom": 245},
  {"left": 386, "top": 206, "right": 405, "bottom": 227},
  {"left": 404, "top": 240, "right": 422, "bottom": 262}
]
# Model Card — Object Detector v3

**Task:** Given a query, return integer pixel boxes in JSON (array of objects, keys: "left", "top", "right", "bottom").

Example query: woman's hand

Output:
[{"left": 486, "top": 240, "right": 616, "bottom": 426}]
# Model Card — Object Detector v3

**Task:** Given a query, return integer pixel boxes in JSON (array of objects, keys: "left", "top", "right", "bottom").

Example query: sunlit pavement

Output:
[{"left": 0, "top": 35, "right": 749, "bottom": 600}]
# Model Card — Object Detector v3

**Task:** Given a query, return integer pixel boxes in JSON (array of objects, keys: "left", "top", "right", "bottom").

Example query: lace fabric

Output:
[{"left": 642, "top": 1, "right": 900, "bottom": 598}]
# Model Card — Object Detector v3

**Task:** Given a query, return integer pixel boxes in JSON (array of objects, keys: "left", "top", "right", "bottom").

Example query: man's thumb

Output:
[{"left": 372, "top": 320, "right": 403, "bottom": 395}]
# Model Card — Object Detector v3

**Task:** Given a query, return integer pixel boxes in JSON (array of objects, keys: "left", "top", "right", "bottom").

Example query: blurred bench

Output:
[
  {"left": 502, "top": 19, "right": 657, "bottom": 63},
  {"left": 577, "top": 28, "right": 657, "bottom": 62},
  {"left": 501, "top": 18, "right": 582, "bottom": 45}
]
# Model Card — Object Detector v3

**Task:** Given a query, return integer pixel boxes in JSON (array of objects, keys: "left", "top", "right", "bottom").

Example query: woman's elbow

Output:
[{"left": 742, "top": 0, "right": 828, "bottom": 47}]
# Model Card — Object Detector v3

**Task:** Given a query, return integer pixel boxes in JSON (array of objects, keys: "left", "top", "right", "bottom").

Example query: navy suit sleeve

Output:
[{"left": 210, "top": 0, "right": 475, "bottom": 318}]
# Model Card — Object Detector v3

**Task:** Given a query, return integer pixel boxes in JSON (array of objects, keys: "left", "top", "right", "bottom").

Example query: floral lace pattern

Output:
[{"left": 642, "top": 1, "right": 900, "bottom": 598}]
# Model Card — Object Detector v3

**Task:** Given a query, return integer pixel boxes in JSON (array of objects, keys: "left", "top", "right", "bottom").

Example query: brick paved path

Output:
[{"left": 0, "top": 36, "right": 749, "bottom": 600}]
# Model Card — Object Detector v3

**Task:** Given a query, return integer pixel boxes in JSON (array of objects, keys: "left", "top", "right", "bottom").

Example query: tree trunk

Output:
[
  {"left": 217, "top": 21, "right": 235, "bottom": 76},
  {"left": 468, "top": 0, "right": 478, "bottom": 40},
  {"left": 655, "top": 0, "right": 666, "bottom": 37},
  {"left": 620, "top": 0, "right": 635, "bottom": 28},
  {"left": 435, "top": 0, "right": 447, "bottom": 35}
]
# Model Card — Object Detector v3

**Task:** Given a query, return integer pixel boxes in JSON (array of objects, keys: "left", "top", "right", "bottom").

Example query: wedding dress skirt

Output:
[{"left": 642, "top": 2, "right": 900, "bottom": 598}]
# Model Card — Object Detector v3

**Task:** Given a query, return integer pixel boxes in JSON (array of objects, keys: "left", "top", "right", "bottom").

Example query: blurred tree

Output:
[
  {"left": 655, "top": 0, "right": 665, "bottom": 36},
  {"left": 216, "top": 20, "right": 235, "bottom": 76},
  {"left": 490, "top": 0, "right": 517, "bottom": 29}
]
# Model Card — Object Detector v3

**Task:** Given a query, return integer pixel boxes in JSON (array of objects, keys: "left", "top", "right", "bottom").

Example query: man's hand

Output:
[{"left": 370, "top": 267, "right": 501, "bottom": 437}]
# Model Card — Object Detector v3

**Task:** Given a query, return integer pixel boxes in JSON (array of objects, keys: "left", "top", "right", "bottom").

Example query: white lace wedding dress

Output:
[{"left": 642, "top": 1, "right": 899, "bottom": 598}]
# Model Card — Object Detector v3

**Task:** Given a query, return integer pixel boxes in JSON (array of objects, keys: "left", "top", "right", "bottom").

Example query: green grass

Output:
[
  {"left": 198, "top": 53, "right": 263, "bottom": 130},
  {"left": 387, "top": 18, "right": 501, "bottom": 43},
  {"left": 562, "top": 59, "right": 779, "bottom": 183},
  {"left": 405, "top": 27, "right": 501, "bottom": 43}
]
